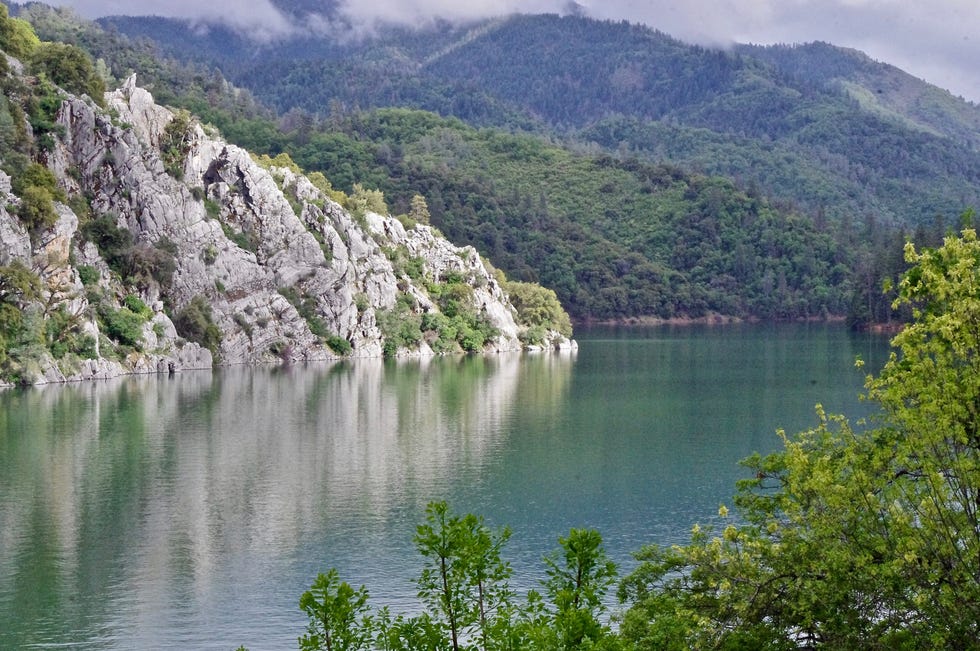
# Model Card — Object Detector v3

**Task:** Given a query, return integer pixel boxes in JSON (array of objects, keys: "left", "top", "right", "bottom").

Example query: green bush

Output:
[
  {"left": 76, "top": 265, "right": 99, "bottom": 286},
  {"left": 98, "top": 304, "right": 144, "bottom": 348},
  {"left": 122, "top": 294, "right": 152, "bottom": 318},
  {"left": 0, "top": 6, "right": 40, "bottom": 59},
  {"left": 343, "top": 182, "right": 388, "bottom": 218},
  {"left": 160, "top": 109, "right": 192, "bottom": 179},
  {"left": 13, "top": 164, "right": 66, "bottom": 238},
  {"left": 12, "top": 163, "right": 66, "bottom": 200},
  {"left": 81, "top": 213, "right": 132, "bottom": 267},
  {"left": 504, "top": 279, "right": 573, "bottom": 337},
  {"left": 45, "top": 304, "right": 97, "bottom": 360},
  {"left": 203, "top": 198, "right": 220, "bottom": 219},
  {"left": 376, "top": 299, "right": 422, "bottom": 357},
  {"left": 17, "top": 185, "right": 58, "bottom": 236},
  {"left": 173, "top": 295, "right": 221, "bottom": 358},
  {"left": 29, "top": 42, "right": 105, "bottom": 106},
  {"left": 325, "top": 334, "right": 352, "bottom": 355},
  {"left": 81, "top": 215, "right": 176, "bottom": 286}
]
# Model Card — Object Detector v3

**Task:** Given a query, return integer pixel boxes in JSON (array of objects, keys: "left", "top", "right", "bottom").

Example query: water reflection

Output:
[
  {"left": 0, "top": 325, "right": 885, "bottom": 650},
  {"left": 0, "top": 352, "right": 573, "bottom": 649}
]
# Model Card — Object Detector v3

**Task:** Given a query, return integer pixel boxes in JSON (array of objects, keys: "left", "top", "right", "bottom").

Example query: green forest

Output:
[
  {"left": 101, "top": 12, "right": 980, "bottom": 226},
  {"left": 14, "top": 3, "right": 967, "bottom": 326}
]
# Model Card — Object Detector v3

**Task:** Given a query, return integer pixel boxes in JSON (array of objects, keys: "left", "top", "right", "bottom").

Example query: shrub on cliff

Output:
[
  {"left": 173, "top": 295, "right": 221, "bottom": 358},
  {"left": 28, "top": 41, "right": 105, "bottom": 106}
]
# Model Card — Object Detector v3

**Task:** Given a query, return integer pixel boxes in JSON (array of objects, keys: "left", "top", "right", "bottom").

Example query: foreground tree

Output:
[
  {"left": 299, "top": 570, "right": 372, "bottom": 651},
  {"left": 414, "top": 501, "right": 514, "bottom": 651},
  {"left": 522, "top": 528, "right": 623, "bottom": 650},
  {"left": 619, "top": 228, "right": 980, "bottom": 649}
]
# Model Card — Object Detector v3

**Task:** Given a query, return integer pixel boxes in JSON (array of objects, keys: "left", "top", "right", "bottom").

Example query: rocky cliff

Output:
[{"left": 0, "top": 70, "right": 573, "bottom": 386}]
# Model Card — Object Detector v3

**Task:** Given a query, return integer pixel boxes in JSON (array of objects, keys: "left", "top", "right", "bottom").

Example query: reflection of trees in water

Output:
[{"left": 0, "top": 352, "right": 575, "bottom": 647}]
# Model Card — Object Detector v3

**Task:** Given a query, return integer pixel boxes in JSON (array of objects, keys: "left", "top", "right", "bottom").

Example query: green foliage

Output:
[
  {"left": 293, "top": 502, "right": 625, "bottom": 651},
  {"left": 173, "top": 295, "right": 221, "bottom": 358},
  {"left": 81, "top": 213, "right": 132, "bottom": 267},
  {"left": 122, "top": 294, "right": 151, "bottom": 318},
  {"left": 618, "top": 229, "right": 980, "bottom": 649},
  {"left": 29, "top": 42, "right": 105, "bottom": 105},
  {"left": 10, "top": 162, "right": 67, "bottom": 239},
  {"left": 544, "top": 529, "right": 618, "bottom": 648},
  {"left": 12, "top": 162, "right": 66, "bottom": 201},
  {"left": 409, "top": 193, "right": 430, "bottom": 226},
  {"left": 0, "top": 95, "right": 19, "bottom": 155},
  {"left": 325, "top": 334, "right": 352, "bottom": 356},
  {"left": 505, "top": 279, "right": 573, "bottom": 338},
  {"left": 203, "top": 198, "right": 220, "bottom": 219},
  {"left": 0, "top": 5, "right": 40, "bottom": 59},
  {"left": 308, "top": 170, "right": 347, "bottom": 204},
  {"left": 76, "top": 264, "right": 99, "bottom": 286},
  {"left": 81, "top": 214, "right": 176, "bottom": 286},
  {"left": 299, "top": 570, "right": 372, "bottom": 651},
  {"left": 383, "top": 245, "right": 425, "bottom": 281},
  {"left": 44, "top": 304, "right": 96, "bottom": 360},
  {"left": 16, "top": 184, "right": 58, "bottom": 237},
  {"left": 160, "top": 109, "right": 192, "bottom": 179},
  {"left": 344, "top": 183, "right": 388, "bottom": 218},
  {"left": 414, "top": 501, "right": 514, "bottom": 651},
  {"left": 21, "top": 77, "right": 66, "bottom": 152},
  {"left": 376, "top": 295, "right": 422, "bottom": 358},
  {"left": 253, "top": 151, "right": 302, "bottom": 174},
  {"left": 0, "top": 260, "right": 42, "bottom": 338},
  {"left": 97, "top": 303, "right": 145, "bottom": 348}
]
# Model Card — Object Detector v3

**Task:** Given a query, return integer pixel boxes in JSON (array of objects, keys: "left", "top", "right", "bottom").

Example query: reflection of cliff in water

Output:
[{"left": 0, "top": 351, "right": 574, "bottom": 649}]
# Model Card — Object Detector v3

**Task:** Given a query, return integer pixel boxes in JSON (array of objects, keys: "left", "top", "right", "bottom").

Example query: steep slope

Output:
[
  {"left": 739, "top": 41, "right": 980, "bottom": 151},
  {"left": 1, "top": 42, "right": 571, "bottom": 385},
  {"left": 91, "top": 10, "right": 980, "bottom": 226},
  {"left": 284, "top": 109, "right": 857, "bottom": 321}
]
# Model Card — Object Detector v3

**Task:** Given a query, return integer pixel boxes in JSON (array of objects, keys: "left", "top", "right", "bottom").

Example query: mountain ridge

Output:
[
  {"left": 88, "top": 10, "right": 980, "bottom": 227},
  {"left": 0, "top": 16, "right": 574, "bottom": 385}
]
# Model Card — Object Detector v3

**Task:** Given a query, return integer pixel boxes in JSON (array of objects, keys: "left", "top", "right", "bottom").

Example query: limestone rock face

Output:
[{"left": 0, "top": 75, "right": 575, "bottom": 385}]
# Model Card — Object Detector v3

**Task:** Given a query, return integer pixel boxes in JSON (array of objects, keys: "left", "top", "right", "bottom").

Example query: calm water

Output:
[{"left": 0, "top": 324, "right": 890, "bottom": 650}]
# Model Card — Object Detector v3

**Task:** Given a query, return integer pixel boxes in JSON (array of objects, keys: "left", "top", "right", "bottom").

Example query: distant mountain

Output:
[
  {"left": 738, "top": 41, "right": 980, "bottom": 151},
  {"left": 10, "top": 3, "right": 966, "bottom": 324},
  {"left": 95, "top": 12, "right": 980, "bottom": 227}
]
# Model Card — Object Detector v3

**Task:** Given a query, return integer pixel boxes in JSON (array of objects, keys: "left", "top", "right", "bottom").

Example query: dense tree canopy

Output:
[{"left": 618, "top": 229, "right": 980, "bottom": 649}]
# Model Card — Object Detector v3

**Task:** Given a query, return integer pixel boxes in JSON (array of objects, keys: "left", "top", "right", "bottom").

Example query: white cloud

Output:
[
  {"left": 55, "top": 0, "right": 295, "bottom": 41},
  {"left": 333, "top": 0, "right": 589, "bottom": 32},
  {"left": 47, "top": 0, "right": 980, "bottom": 101}
]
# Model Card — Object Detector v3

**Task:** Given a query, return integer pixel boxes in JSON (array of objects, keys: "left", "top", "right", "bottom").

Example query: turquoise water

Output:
[{"left": 0, "top": 324, "right": 890, "bottom": 649}]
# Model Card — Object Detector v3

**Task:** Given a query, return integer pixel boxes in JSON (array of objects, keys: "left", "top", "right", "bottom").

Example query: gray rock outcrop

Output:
[{"left": 0, "top": 74, "right": 574, "bottom": 386}]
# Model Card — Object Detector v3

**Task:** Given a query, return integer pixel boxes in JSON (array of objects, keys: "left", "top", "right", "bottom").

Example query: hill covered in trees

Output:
[
  {"left": 12, "top": 2, "right": 974, "bottom": 324},
  {"left": 98, "top": 11, "right": 980, "bottom": 228}
]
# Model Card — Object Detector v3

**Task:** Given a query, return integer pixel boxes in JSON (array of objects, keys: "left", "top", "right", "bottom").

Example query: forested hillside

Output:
[
  {"left": 276, "top": 109, "right": 859, "bottom": 321},
  {"left": 12, "top": 2, "right": 974, "bottom": 324},
  {"left": 98, "top": 11, "right": 980, "bottom": 227},
  {"left": 739, "top": 41, "right": 980, "bottom": 150}
]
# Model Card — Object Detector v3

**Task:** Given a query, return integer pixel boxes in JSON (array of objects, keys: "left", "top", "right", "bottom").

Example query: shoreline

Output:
[{"left": 574, "top": 313, "right": 850, "bottom": 327}]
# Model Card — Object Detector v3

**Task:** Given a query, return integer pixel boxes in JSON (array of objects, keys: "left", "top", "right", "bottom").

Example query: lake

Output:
[{"left": 0, "top": 324, "right": 890, "bottom": 650}]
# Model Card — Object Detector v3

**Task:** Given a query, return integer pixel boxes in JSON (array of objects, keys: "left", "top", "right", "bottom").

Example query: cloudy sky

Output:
[{"left": 50, "top": 0, "right": 980, "bottom": 104}]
